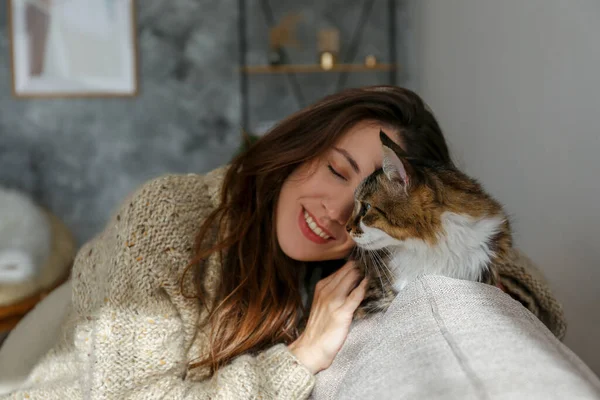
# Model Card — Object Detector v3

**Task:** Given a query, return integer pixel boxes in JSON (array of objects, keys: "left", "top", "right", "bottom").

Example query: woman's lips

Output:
[{"left": 298, "top": 208, "right": 331, "bottom": 244}]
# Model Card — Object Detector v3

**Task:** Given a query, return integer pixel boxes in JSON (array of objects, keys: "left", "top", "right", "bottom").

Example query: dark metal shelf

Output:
[
  {"left": 238, "top": 0, "right": 398, "bottom": 132},
  {"left": 241, "top": 63, "right": 398, "bottom": 74}
]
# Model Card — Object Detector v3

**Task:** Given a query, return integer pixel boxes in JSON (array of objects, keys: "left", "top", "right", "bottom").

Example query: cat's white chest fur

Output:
[{"left": 354, "top": 212, "right": 504, "bottom": 292}]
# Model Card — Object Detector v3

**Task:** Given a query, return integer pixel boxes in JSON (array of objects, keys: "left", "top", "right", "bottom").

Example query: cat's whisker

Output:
[
  {"left": 382, "top": 248, "right": 397, "bottom": 274},
  {"left": 360, "top": 248, "right": 369, "bottom": 277},
  {"left": 368, "top": 250, "right": 393, "bottom": 291},
  {"left": 365, "top": 251, "right": 383, "bottom": 289},
  {"left": 378, "top": 251, "right": 396, "bottom": 283},
  {"left": 349, "top": 246, "right": 360, "bottom": 261},
  {"left": 375, "top": 254, "right": 397, "bottom": 292},
  {"left": 372, "top": 250, "right": 394, "bottom": 286},
  {"left": 366, "top": 251, "right": 386, "bottom": 293}
]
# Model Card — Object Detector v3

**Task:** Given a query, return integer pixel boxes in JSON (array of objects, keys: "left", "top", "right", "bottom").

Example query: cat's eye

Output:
[
  {"left": 328, "top": 164, "right": 347, "bottom": 181},
  {"left": 360, "top": 202, "right": 371, "bottom": 216}
]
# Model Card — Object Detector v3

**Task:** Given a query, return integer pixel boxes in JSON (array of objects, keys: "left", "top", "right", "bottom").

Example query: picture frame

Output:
[{"left": 8, "top": 0, "right": 139, "bottom": 98}]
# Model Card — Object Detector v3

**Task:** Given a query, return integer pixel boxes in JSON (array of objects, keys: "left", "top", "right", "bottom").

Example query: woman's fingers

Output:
[
  {"left": 314, "top": 261, "right": 363, "bottom": 307},
  {"left": 343, "top": 277, "right": 368, "bottom": 312},
  {"left": 288, "top": 267, "right": 368, "bottom": 374},
  {"left": 332, "top": 264, "right": 362, "bottom": 298},
  {"left": 318, "top": 261, "right": 357, "bottom": 290}
]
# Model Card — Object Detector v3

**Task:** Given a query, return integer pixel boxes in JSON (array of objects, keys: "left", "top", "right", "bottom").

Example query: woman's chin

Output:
[
  {"left": 296, "top": 246, "right": 352, "bottom": 262},
  {"left": 281, "top": 244, "right": 330, "bottom": 262},
  {"left": 277, "top": 227, "right": 353, "bottom": 262}
]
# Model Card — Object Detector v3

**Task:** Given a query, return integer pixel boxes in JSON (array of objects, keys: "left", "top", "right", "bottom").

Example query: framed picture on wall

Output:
[{"left": 8, "top": 0, "right": 138, "bottom": 98}]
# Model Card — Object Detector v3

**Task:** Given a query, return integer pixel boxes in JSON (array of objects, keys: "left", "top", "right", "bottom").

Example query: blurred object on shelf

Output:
[
  {"left": 241, "top": 63, "right": 396, "bottom": 74},
  {"left": 238, "top": 0, "right": 398, "bottom": 132},
  {"left": 365, "top": 54, "right": 378, "bottom": 68},
  {"left": 268, "top": 12, "right": 303, "bottom": 65},
  {"left": 267, "top": 47, "right": 285, "bottom": 66},
  {"left": 318, "top": 28, "right": 340, "bottom": 70},
  {"left": 320, "top": 52, "right": 335, "bottom": 70}
]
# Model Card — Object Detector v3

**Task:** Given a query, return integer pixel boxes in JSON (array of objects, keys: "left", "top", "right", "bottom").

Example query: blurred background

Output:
[
  {"left": 0, "top": 0, "right": 598, "bottom": 377},
  {"left": 0, "top": 0, "right": 412, "bottom": 243}
]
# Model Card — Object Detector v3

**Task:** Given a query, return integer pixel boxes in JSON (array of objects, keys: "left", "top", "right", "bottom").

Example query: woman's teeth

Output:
[{"left": 304, "top": 210, "right": 331, "bottom": 240}]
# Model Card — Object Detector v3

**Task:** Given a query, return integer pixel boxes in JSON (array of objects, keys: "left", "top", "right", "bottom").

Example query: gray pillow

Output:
[{"left": 312, "top": 276, "right": 600, "bottom": 400}]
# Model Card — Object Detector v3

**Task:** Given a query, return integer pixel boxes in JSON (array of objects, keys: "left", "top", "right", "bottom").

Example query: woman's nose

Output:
[{"left": 323, "top": 194, "right": 354, "bottom": 226}]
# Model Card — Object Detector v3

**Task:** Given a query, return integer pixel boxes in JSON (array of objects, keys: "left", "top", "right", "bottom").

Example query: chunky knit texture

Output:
[
  {"left": 1, "top": 167, "right": 315, "bottom": 399},
  {"left": 497, "top": 250, "right": 567, "bottom": 340},
  {"left": 1, "top": 166, "right": 566, "bottom": 399}
]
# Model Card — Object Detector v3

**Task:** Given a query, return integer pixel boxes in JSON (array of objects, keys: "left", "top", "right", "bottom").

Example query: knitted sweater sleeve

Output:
[{"left": 3, "top": 174, "right": 314, "bottom": 399}]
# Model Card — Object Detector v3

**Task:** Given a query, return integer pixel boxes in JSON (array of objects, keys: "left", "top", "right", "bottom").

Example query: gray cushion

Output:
[{"left": 312, "top": 276, "right": 600, "bottom": 400}]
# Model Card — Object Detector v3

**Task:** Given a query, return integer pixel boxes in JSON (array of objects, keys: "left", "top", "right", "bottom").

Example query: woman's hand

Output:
[{"left": 288, "top": 261, "right": 368, "bottom": 374}]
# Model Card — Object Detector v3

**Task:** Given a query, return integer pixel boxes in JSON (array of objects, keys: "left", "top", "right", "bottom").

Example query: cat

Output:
[{"left": 348, "top": 131, "right": 513, "bottom": 319}]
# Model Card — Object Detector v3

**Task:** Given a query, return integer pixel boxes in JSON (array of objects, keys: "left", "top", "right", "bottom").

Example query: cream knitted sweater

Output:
[
  {"left": 2, "top": 167, "right": 567, "bottom": 399},
  {"left": 2, "top": 167, "right": 315, "bottom": 399}
]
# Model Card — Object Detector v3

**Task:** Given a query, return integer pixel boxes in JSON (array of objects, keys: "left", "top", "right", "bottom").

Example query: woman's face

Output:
[{"left": 276, "top": 121, "right": 402, "bottom": 262}]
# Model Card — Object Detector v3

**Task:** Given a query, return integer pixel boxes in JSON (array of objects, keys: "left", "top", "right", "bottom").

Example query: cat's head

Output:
[{"left": 346, "top": 131, "right": 504, "bottom": 250}]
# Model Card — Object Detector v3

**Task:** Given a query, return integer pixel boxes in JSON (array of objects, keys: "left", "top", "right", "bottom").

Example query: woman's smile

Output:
[{"left": 298, "top": 207, "right": 335, "bottom": 244}]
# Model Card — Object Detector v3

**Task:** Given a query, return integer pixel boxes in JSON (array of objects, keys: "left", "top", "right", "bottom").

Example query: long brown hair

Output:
[{"left": 189, "top": 86, "right": 452, "bottom": 373}]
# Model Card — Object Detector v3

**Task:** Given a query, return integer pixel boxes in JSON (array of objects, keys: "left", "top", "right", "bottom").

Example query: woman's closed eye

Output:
[{"left": 328, "top": 164, "right": 347, "bottom": 181}]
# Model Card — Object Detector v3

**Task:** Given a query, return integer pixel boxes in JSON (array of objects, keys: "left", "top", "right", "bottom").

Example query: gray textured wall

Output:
[
  {"left": 416, "top": 0, "right": 600, "bottom": 375},
  {"left": 0, "top": 0, "right": 413, "bottom": 244}
]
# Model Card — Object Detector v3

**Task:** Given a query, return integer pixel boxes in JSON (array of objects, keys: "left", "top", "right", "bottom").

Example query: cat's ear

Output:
[
  {"left": 380, "top": 130, "right": 412, "bottom": 187},
  {"left": 379, "top": 130, "right": 409, "bottom": 157},
  {"left": 382, "top": 145, "right": 411, "bottom": 187}
]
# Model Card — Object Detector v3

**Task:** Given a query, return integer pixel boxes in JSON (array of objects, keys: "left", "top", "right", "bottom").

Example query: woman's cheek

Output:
[{"left": 338, "top": 234, "right": 355, "bottom": 254}]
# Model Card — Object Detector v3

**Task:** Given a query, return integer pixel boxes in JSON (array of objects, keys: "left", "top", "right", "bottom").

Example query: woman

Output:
[{"left": 3, "top": 86, "right": 564, "bottom": 399}]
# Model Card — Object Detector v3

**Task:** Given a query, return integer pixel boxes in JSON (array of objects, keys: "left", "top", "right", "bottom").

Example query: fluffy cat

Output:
[{"left": 348, "top": 131, "right": 513, "bottom": 319}]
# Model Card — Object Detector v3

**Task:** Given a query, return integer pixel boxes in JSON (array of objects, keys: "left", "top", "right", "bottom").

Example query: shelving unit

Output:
[
  {"left": 238, "top": 0, "right": 398, "bottom": 133},
  {"left": 241, "top": 63, "right": 397, "bottom": 74}
]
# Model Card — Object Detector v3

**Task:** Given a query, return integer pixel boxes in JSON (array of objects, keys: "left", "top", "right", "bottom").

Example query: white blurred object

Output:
[
  {"left": 0, "top": 250, "right": 36, "bottom": 284},
  {"left": 0, "top": 280, "right": 71, "bottom": 395},
  {"left": 0, "top": 188, "right": 51, "bottom": 284}
]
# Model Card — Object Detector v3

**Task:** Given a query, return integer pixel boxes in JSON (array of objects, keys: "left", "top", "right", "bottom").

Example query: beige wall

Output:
[{"left": 415, "top": 0, "right": 600, "bottom": 374}]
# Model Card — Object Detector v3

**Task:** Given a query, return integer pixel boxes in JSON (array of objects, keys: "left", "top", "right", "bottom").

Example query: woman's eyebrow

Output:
[{"left": 333, "top": 147, "right": 360, "bottom": 173}]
